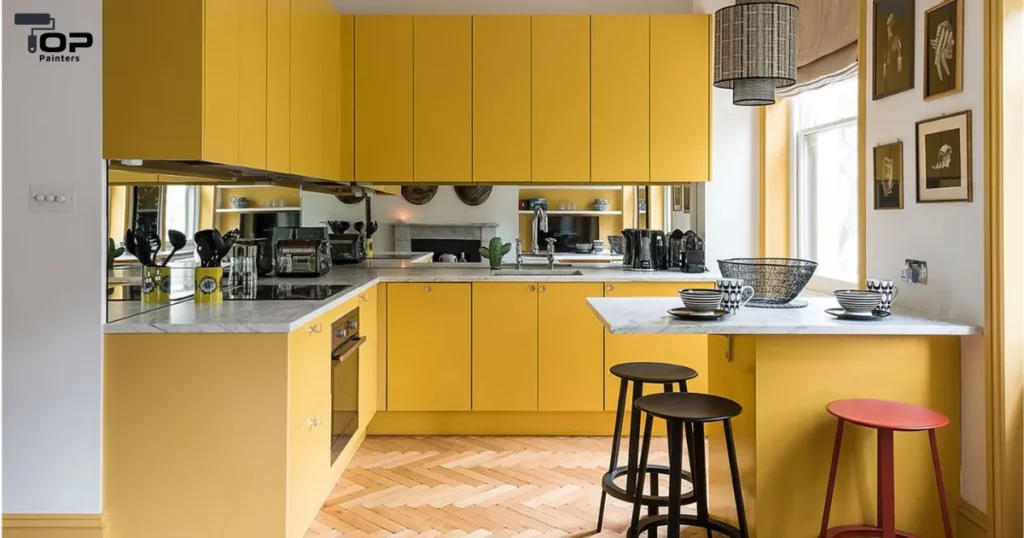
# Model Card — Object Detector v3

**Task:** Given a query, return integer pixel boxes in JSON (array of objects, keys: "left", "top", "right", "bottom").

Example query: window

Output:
[
  {"left": 791, "top": 77, "right": 859, "bottom": 287},
  {"left": 162, "top": 185, "right": 199, "bottom": 243}
]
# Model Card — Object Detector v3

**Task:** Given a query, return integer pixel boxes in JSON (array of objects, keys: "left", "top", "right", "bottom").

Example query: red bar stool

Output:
[{"left": 820, "top": 399, "right": 953, "bottom": 538}]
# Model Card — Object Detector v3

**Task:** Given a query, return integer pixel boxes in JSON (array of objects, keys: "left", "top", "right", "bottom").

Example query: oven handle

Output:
[{"left": 332, "top": 336, "right": 365, "bottom": 363}]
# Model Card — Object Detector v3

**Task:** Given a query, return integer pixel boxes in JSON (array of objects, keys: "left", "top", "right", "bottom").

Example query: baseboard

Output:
[
  {"left": 957, "top": 499, "right": 988, "bottom": 538},
  {"left": 368, "top": 411, "right": 672, "bottom": 435},
  {"left": 3, "top": 514, "right": 106, "bottom": 538}
]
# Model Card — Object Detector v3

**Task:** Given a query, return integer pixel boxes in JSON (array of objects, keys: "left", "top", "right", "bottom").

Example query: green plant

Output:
[
  {"left": 107, "top": 237, "right": 125, "bottom": 270},
  {"left": 479, "top": 236, "right": 511, "bottom": 270}
]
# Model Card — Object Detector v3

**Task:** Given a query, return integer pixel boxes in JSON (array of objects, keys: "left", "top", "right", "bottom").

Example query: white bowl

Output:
[
  {"left": 679, "top": 289, "right": 724, "bottom": 313},
  {"left": 834, "top": 289, "right": 882, "bottom": 314}
]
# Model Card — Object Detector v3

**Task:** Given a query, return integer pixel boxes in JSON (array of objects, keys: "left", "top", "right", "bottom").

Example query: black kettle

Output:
[{"left": 651, "top": 231, "right": 668, "bottom": 270}]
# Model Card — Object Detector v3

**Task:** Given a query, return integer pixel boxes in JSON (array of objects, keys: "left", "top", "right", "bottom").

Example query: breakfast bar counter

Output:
[{"left": 588, "top": 296, "right": 978, "bottom": 538}]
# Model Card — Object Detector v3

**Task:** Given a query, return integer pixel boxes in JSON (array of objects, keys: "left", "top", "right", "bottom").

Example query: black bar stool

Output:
[
  {"left": 597, "top": 362, "right": 699, "bottom": 533},
  {"left": 631, "top": 392, "right": 748, "bottom": 538}
]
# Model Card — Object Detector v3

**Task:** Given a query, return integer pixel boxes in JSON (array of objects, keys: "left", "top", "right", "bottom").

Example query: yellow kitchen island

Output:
[{"left": 587, "top": 296, "right": 980, "bottom": 538}]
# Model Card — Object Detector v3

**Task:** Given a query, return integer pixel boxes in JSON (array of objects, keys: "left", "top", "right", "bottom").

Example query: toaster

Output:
[
  {"left": 329, "top": 233, "right": 366, "bottom": 265},
  {"left": 274, "top": 239, "right": 332, "bottom": 277}
]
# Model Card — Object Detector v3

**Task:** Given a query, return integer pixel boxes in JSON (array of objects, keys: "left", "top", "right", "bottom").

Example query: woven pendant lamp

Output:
[{"left": 713, "top": 0, "right": 799, "bottom": 106}]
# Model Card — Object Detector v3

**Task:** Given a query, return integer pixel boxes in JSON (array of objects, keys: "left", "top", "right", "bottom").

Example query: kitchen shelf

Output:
[
  {"left": 215, "top": 184, "right": 282, "bottom": 189},
  {"left": 518, "top": 210, "right": 622, "bottom": 216},
  {"left": 524, "top": 185, "right": 623, "bottom": 191},
  {"left": 215, "top": 207, "right": 301, "bottom": 214}
]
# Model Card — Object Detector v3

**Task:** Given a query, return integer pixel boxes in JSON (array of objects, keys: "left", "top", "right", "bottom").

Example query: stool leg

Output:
[
  {"left": 929, "top": 429, "right": 954, "bottom": 538},
  {"left": 877, "top": 428, "right": 896, "bottom": 538},
  {"left": 692, "top": 422, "right": 711, "bottom": 538},
  {"left": 725, "top": 419, "right": 749, "bottom": 538},
  {"left": 664, "top": 383, "right": 674, "bottom": 393},
  {"left": 626, "top": 380, "right": 643, "bottom": 496},
  {"left": 679, "top": 380, "right": 699, "bottom": 494},
  {"left": 649, "top": 471, "right": 659, "bottom": 530},
  {"left": 667, "top": 420, "right": 683, "bottom": 538},
  {"left": 630, "top": 412, "right": 655, "bottom": 538},
  {"left": 597, "top": 378, "right": 629, "bottom": 532},
  {"left": 820, "top": 419, "right": 845, "bottom": 537}
]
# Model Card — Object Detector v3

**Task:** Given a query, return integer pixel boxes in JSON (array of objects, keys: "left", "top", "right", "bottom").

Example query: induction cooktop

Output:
[{"left": 108, "top": 283, "right": 352, "bottom": 301}]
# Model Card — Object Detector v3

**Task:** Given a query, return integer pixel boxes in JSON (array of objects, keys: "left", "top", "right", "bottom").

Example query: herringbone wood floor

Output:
[{"left": 306, "top": 437, "right": 703, "bottom": 537}]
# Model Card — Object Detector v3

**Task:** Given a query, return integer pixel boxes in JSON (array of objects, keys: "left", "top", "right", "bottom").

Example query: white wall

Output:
[
  {"left": 303, "top": 187, "right": 522, "bottom": 254},
  {"left": 864, "top": 0, "right": 986, "bottom": 509},
  {"left": 2, "top": 0, "right": 105, "bottom": 513}
]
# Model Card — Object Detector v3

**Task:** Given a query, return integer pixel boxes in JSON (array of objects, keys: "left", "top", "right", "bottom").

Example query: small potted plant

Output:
[{"left": 479, "top": 237, "right": 512, "bottom": 270}]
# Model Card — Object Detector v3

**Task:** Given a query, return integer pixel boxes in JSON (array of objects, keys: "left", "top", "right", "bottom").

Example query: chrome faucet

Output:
[
  {"left": 545, "top": 238, "right": 557, "bottom": 270},
  {"left": 531, "top": 205, "right": 549, "bottom": 255},
  {"left": 514, "top": 238, "right": 524, "bottom": 270}
]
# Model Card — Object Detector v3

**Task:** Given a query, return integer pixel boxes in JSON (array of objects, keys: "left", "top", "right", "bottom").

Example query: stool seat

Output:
[
  {"left": 827, "top": 399, "right": 950, "bottom": 431},
  {"left": 609, "top": 362, "right": 698, "bottom": 383},
  {"left": 635, "top": 392, "right": 742, "bottom": 423}
]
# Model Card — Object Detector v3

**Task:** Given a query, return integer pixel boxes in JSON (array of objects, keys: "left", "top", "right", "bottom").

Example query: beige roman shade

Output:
[{"left": 777, "top": 0, "right": 859, "bottom": 97}]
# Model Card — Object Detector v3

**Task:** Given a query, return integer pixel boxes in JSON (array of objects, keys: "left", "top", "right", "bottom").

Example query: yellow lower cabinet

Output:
[
  {"left": 388, "top": 283, "right": 472, "bottom": 411},
  {"left": 603, "top": 282, "right": 712, "bottom": 410},
  {"left": 472, "top": 282, "right": 538, "bottom": 411},
  {"left": 358, "top": 287, "right": 378, "bottom": 428},
  {"left": 538, "top": 283, "right": 606, "bottom": 411},
  {"left": 287, "top": 315, "right": 332, "bottom": 432},
  {"left": 286, "top": 400, "right": 331, "bottom": 538}
]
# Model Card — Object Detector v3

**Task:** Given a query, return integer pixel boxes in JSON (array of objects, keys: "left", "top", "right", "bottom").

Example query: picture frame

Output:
[
  {"left": 873, "top": 141, "right": 904, "bottom": 210},
  {"left": 672, "top": 185, "right": 683, "bottom": 212},
  {"left": 923, "top": 0, "right": 963, "bottom": 101},
  {"left": 873, "top": 0, "right": 915, "bottom": 100},
  {"left": 916, "top": 110, "right": 972, "bottom": 203},
  {"left": 683, "top": 184, "right": 691, "bottom": 213}
]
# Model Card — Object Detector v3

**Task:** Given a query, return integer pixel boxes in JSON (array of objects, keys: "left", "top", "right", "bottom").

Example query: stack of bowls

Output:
[
  {"left": 679, "top": 289, "right": 724, "bottom": 313},
  {"left": 833, "top": 289, "right": 883, "bottom": 314}
]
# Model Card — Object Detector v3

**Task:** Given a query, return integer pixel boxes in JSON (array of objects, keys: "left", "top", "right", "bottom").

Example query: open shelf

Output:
[
  {"left": 215, "top": 207, "right": 301, "bottom": 214},
  {"left": 518, "top": 210, "right": 622, "bottom": 216},
  {"left": 525, "top": 185, "right": 622, "bottom": 190}
]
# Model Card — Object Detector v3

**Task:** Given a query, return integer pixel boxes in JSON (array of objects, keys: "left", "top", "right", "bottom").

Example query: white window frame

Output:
[
  {"left": 790, "top": 109, "right": 859, "bottom": 293},
  {"left": 163, "top": 185, "right": 200, "bottom": 248}
]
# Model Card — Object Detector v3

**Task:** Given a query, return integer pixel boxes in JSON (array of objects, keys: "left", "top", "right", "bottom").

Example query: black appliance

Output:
[
  {"left": 651, "top": 231, "right": 668, "bottom": 270},
  {"left": 331, "top": 307, "right": 363, "bottom": 463},
  {"left": 222, "top": 283, "right": 352, "bottom": 301},
  {"left": 537, "top": 216, "right": 599, "bottom": 252},
  {"left": 329, "top": 233, "right": 366, "bottom": 264},
  {"left": 681, "top": 230, "right": 707, "bottom": 273}
]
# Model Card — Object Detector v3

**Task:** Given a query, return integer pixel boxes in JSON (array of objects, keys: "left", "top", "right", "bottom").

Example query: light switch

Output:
[{"left": 30, "top": 184, "right": 77, "bottom": 213}]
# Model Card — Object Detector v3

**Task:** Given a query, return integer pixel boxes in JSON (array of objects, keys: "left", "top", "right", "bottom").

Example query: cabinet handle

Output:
[
  {"left": 606, "top": 284, "right": 615, "bottom": 292},
  {"left": 425, "top": 286, "right": 432, "bottom": 293},
  {"left": 539, "top": 286, "right": 547, "bottom": 292},
  {"left": 307, "top": 416, "right": 322, "bottom": 429},
  {"left": 528, "top": 285, "right": 536, "bottom": 292},
  {"left": 309, "top": 323, "right": 322, "bottom": 334},
  {"left": 359, "top": 294, "right": 368, "bottom": 302}
]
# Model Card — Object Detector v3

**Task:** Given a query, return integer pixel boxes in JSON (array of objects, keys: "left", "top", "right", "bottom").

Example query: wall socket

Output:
[{"left": 902, "top": 259, "right": 928, "bottom": 284}]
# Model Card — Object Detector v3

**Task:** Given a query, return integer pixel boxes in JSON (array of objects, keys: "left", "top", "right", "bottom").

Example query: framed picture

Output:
[
  {"left": 672, "top": 185, "right": 683, "bottom": 211},
  {"left": 873, "top": 141, "right": 904, "bottom": 209},
  {"left": 873, "top": 0, "right": 915, "bottom": 100},
  {"left": 924, "top": 0, "right": 963, "bottom": 100},
  {"left": 683, "top": 184, "right": 691, "bottom": 213},
  {"left": 916, "top": 110, "right": 972, "bottom": 203}
]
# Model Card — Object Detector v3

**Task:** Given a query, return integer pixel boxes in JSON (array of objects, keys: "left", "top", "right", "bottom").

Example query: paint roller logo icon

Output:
[{"left": 14, "top": 13, "right": 93, "bottom": 59}]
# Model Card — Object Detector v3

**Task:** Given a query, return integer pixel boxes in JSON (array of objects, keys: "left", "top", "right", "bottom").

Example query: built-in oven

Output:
[{"left": 330, "top": 307, "right": 363, "bottom": 464}]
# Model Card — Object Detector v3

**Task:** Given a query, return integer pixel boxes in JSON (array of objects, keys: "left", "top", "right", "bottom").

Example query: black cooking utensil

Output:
[
  {"left": 366, "top": 221, "right": 378, "bottom": 238},
  {"left": 354, "top": 221, "right": 364, "bottom": 235},
  {"left": 218, "top": 229, "right": 239, "bottom": 261},
  {"left": 194, "top": 230, "right": 217, "bottom": 267},
  {"left": 163, "top": 229, "right": 188, "bottom": 267},
  {"left": 135, "top": 232, "right": 153, "bottom": 266},
  {"left": 339, "top": 221, "right": 351, "bottom": 234},
  {"left": 147, "top": 231, "right": 162, "bottom": 264},
  {"left": 124, "top": 229, "right": 137, "bottom": 258}
]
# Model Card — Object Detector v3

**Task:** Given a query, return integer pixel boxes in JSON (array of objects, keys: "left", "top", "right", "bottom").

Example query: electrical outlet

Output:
[
  {"left": 902, "top": 259, "right": 928, "bottom": 284},
  {"left": 29, "top": 184, "right": 77, "bottom": 213}
]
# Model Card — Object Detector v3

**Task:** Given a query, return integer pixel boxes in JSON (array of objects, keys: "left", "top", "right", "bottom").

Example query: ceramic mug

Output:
[
  {"left": 716, "top": 278, "right": 755, "bottom": 313},
  {"left": 142, "top": 266, "right": 171, "bottom": 304},
  {"left": 865, "top": 279, "right": 899, "bottom": 312}
]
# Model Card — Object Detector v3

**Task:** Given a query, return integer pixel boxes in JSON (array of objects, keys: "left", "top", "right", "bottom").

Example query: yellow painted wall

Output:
[
  {"left": 760, "top": 101, "right": 791, "bottom": 257},
  {"left": 108, "top": 186, "right": 129, "bottom": 241}
]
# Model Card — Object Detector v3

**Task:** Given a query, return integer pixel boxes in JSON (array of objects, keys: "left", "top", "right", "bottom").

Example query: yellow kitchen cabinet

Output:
[
  {"left": 104, "top": 0, "right": 266, "bottom": 165},
  {"left": 414, "top": 16, "right": 473, "bottom": 183},
  {"left": 338, "top": 15, "right": 355, "bottom": 182},
  {"left": 538, "top": 283, "right": 606, "bottom": 411},
  {"left": 472, "top": 283, "right": 539, "bottom": 411},
  {"left": 591, "top": 15, "right": 650, "bottom": 183},
  {"left": 290, "top": 0, "right": 324, "bottom": 179},
  {"left": 473, "top": 16, "right": 532, "bottom": 183},
  {"left": 358, "top": 287, "right": 378, "bottom": 428},
  {"left": 320, "top": 13, "right": 348, "bottom": 182},
  {"left": 239, "top": 0, "right": 268, "bottom": 169},
  {"left": 651, "top": 15, "right": 712, "bottom": 183},
  {"left": 377, "top": 284, "right": 389, "bottom": 410},
  {"left": 267, "top": 0, "right": 291, "bottom": 173},
  {"left": 355, "top": 16, "right": 414, "bottom": 183},
  {"left": 532, "top": 16, "right": 591, "bottom": 183},
  {"left": 388, "top": 283, "right": 472, "bottom": 411},
  {"left": 286, "top": 399, "right": 331, "bottom": 538},
  {"left": 287, "top": 307, "right": 334, "bottom": 432},
  {"left": 604, "top": 282, "right": 713, "bottom": 410}
]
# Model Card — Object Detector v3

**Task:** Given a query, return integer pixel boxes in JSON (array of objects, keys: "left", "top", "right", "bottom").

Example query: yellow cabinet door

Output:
[
  {"left": 538, "top": 283, "right": 606, "bottom": 411},
  {"left": 286, "top": 400, "right": 331, "bottom": 538},
  {"left": 604, "top": 282, "right": 713, "bottom": 410},
  {"left": 203, "top": 0, "right": 240, "bottom": 165},
  {"left": 413, "top": 16, "right": 472, "bottom": 183},
  {"left": 338, "top": 14, "right": 355, "bottom": 182},
  {"left": 472, "top": 283, "right": 538, "bottom": 411},
  {"left": 320, "top": 11, "right": 344, "bottom": 181},
  {"left": 358, "top": 288, "right": 378, "bottom": 429},
  {"left": 473, "top": 16, "right": 531, "bottom": 183},
  {"left": 388, "top": 283, "right": 471, "bottom": 411},
  {"left": 239, "top": 0, "right": 268, "bottom": 169},
  {"left": 651, "top": 15, "right": 711, "bottom": 183},
  {"left": 355, "top": 16, "right": 414, "bottom": 183},
  {"left": 267, "top": 0, "right": 291, "bottom": 173},
  {"left": 532, "top": 16, "right": 590, "bottom": 183},
  {"left": 287, "top": 316, "right": 332, "bottom": 432},
  {"left": 290, "top": 0, "right": 324, "bottom": 179},
  {"left": 591, "top": 15, "right": 650, "bottom": 183}
]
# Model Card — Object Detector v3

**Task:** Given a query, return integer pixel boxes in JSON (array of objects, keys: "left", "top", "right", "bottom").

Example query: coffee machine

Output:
[
  {"left": 622, "top": 229, "right": 668, "bottom": 272},
  {"left": 679, "top": 230, "right": 706, "bottom": 273}
]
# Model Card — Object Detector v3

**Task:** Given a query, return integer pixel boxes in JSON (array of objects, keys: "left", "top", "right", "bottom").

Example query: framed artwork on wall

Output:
[
  {"left": 873, "top": 0, "right": 915, "bottom": 100},
  {"left": 672, "top": 186, "right": 682, "bottom": 211},
  {"left": 873, "top": 141, "right": 904, "bottom": 209},
  {"left": 923, "top": 0, "right": 963, "bottom": 100},
  {"left": 916, "top": 110, "right": 972, "bottom": 203}
]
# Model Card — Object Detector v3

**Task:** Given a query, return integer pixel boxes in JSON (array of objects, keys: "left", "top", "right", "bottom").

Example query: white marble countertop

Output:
[
  {"left": 587, "top": 296, "right": 982, "bottom": 336},
  {"left": 104, "top": 265, "right": 721, "bottom": 333}
]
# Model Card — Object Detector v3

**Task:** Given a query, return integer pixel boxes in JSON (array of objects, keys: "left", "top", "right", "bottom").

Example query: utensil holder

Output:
[
  {"left": 194, "top": 267, "right": 223, "bottom": 304},
  {"left": 142, "top": 266, "right": 171, "bottom": 304}
]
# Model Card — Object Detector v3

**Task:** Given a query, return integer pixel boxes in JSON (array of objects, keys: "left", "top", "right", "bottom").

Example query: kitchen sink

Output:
[{"left": 492, "top": 268, "right": 585, "bottom": 276}]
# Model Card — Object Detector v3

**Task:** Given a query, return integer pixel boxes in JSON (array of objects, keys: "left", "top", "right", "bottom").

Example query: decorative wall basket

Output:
[
  {"left": 454, "top": 186, "right": 493, "bottom": 206},
  {"left": 401, "top": 186, "right": 438, "bottom": 205}
]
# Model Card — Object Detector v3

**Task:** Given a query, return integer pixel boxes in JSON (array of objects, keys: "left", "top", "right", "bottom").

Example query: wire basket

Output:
[{"left": 718, "top": 258, "right": 818, "bottom": 306}]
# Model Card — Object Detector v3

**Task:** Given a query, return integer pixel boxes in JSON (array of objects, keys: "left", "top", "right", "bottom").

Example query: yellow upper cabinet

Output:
[
  {"left": 414, "top": 16, "right": 473, "bottom": 183},
  {"left": 473, "top": 16, "right": 532, "bottom": 183},
  {"left": 203, "top": 0, "right": 240, "bottom": 166},
  {"left": 591, "top": 16, "right": 650, "bottom": 183},
  {"left": 355, "top": 16, "right": 414, "bottom": 183},
  {"left": 338, "top": 15, "right": 356, "bottom": 182},
  {"left": 267, "top": 0, "right": 291, "bottom": 174},
  {"left": 532, "top": 16, "right": 591, "bottom": 184},
  {"left": 651, "top": 15, "right": 711, "bottom": 183},
  {"left": 238, "top": 0, "right": 268, "bottom": 170},
  {"left": 320, "top": 12, "right": 351, "bottom": 182},
  {"left": 290, "top": 0, "right": 324, "bottom": 179}
]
